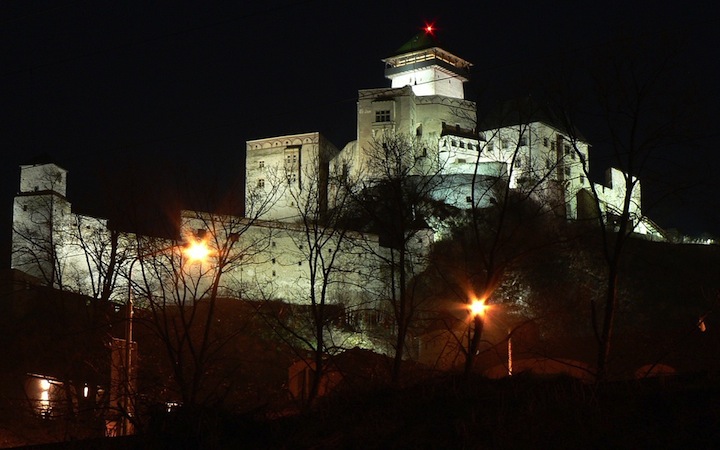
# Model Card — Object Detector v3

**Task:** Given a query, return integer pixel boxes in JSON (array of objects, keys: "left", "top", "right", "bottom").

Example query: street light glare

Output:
[
  {"left": 469, "top": 298, "right": 488, "bottom": 317},
  {"left": 184, "top": 240, "right": 210, "bottom": 262}
]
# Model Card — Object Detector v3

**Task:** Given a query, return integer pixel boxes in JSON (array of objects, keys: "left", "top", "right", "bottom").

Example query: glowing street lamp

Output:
[
  {"left": 184, "top": 239, "right": 211, "bottom": 262},
  {"left": 469, "top": 298, "right": 488, "bottom": 317},
  {"left": 464, "top": 296, "right": 489, "bottom": 377},
  {"left": 119, "top": 238, "right": 210, "bottom": 436}
]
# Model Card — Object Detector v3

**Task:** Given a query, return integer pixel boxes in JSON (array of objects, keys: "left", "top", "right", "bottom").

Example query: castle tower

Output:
[
  {"left": 348, "top": 26, "right": 477, "bottom": 179},
  {"left": 12, "top": 160, "right": 72, "bottom": 284},
  {"left": 382, "top": 25, "right": 472, "bottom": 99},
  {"left": 245, "top": 132, "right": 339, "bottom": 222}
]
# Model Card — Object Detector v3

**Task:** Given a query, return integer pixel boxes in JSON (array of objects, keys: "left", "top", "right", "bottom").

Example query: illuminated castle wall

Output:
[
  {"left": 325, "top": 29, "right": 659, "bottom": 234},
  {"left": 11, "top": 30, "right": 663, "bottom": 305}
]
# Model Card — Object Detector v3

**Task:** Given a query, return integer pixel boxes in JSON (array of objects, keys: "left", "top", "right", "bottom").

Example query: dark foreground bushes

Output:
[{"left": 15, "top": 372, "right": 720, "bottom": 449}]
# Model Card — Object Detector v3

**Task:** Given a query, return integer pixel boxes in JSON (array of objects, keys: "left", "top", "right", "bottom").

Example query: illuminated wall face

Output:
[
  {"left": 593, "top": 168, "right": 644, "bottom": 230},
  {"left": 388, "top": 66, "right": 465, "bottom": 99},
  {"left": 19, "top": 163, "right": 68, "bottom": 197},
  {"left": 245, "top": 132, "right": 337, "bottom": 223},
  {"left": 383, "top": 40, "right": 471, "bottom": 100}
]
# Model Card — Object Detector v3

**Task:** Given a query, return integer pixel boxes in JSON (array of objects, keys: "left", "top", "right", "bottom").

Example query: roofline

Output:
[
  {"left": 382, "top": 47, "right": 472, "bottom": 69},
  {"left": 384, "top": 58, "right": 470, "bottom": 82}
]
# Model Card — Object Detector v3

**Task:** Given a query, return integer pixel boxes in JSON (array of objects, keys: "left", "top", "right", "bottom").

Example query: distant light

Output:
[
  {"left": 424, "top": 22, "right": 436, "bottom": 35},
  {"left": 166, "top": 401, "right": 181, "bottom": 412},
  {"left": 698, "top": 316, "right": 707, "bottom": 332}
]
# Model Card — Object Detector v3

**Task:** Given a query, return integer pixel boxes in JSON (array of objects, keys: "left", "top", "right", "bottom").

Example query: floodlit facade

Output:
[
  {"left": 331, "top": 30, "right": 660, "bottom": 236},
  {"left": 12, "top": 161, "right": 116, "bottom": 290},
  {"left": 245, "top": 132, "right": 339, "bottom": 222},
  {"left": 11, "top": 30, "right": 664, "bottom": 314}
]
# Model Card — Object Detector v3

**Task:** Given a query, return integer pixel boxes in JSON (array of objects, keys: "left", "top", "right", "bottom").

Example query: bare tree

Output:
[
  {"left": 12, "top": 164, "right": 73, "bottom": 289},
  {"left": 12, "top": 163, "right": 132, "bottom": 302},
  {"left": 549, "top": 31, "right": 701, "bottom": 381},
  {"left": 252, "top": 147, "right": 366, "bottom": 406},
  {"left": 442, "top": 100, "right": 577, "bottom": 379},
  {"left": 11, "top": 163, "right": 131, "bottom": 435},
  {"left": 122, "top": 169, "right": 281, "bottom": 423},
  {"left": 346, "top": 132, "right": 453, "bottom": 383}
]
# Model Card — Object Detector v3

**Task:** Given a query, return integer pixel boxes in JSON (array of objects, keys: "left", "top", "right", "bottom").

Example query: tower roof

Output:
[
  {"left": 394, "top": 30, "right": 441, "bottom": 55},
  {"left": 383, "top": 27, "right": 472, "bottom": 83},
  {"left": 21, "top": 154, "right": 67, "bottom": 170}
]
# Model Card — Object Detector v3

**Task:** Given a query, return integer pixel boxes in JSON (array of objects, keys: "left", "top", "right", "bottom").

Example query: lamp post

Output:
[
  {"left": 464, "top": 297, "right": 488, "bottom": 378},
  {"left": 119, "top": 257, "right": 139, "bottom": 437},
  {"left": 119, "top": 238, "right": 210, "bottom": 436}
]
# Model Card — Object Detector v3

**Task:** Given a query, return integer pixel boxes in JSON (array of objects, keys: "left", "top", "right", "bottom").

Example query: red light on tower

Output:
[{"left": 424, "top": 22, "right": 436, "bottom": 35}]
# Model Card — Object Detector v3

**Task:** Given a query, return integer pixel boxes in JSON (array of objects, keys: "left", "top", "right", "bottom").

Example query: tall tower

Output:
[
  {"left": 245, "top": 132, "right": 338, "bottom": 222},
  {"left": 350, "top": 26, "right": 477, "bottom": 178},
  {"left": 382, "top": 25, "right": 472, "bottom": 99},
  {"left": 12, "top": 160, "right": 72, "bottom": 284}
]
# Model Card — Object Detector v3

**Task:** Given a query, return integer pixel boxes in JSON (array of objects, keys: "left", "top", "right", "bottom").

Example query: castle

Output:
[{"left": 11, "top": 28, "right": 662, "bottom": 332}]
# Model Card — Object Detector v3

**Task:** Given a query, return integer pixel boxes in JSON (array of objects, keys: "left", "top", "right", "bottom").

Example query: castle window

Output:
[
  {"left": 456, "top": 158, "right": 467, "bottom": 164},
  {"left": 459, "top": 142, "right": 465, "bottom": 149},
  {"left": 272, "top": 270, "right": 276, "bottom": 277},
  {"left": 486, "top": 142, "right": 494, "bottom": 152},
  {"left": 564, "top": 144, "right": 571, "bottom": 155},
  {"left": 466, "top": 196, "right": 472, "bottom": 203},
  {"left": 565, "top": 167, "right": 571, "bottom": 176},
  {"left": 502, "top": 139, "right": 509, "bottom": 149},
  {"left": 519, "top": 136, "right": 527, "bottom": 146},
  {"left": 468, "top": 143, "right": 474, "bottom": 150},
  {"left": 551, "top": 142, "right": 556, "bottom": 151},
  {"left": 257, "top": 179, "right": 265, "bottom": 189},
  {"left": 543, "top": 137, "right": 549, "bottom": 147},
  {"left": 514, "top": 158, "right": 523, "bottom": 168},
  {"left": 258, "top": 160, "right": 265, "bottom": 169},
  {"left": 580, "top": 175, "right": 585, "bottom": 184},
  {"left": 375, "top": 110, "right": 391, "bottom": 122}
]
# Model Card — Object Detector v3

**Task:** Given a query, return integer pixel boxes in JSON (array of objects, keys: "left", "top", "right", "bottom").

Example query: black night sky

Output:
[{"left": 2, "top": 1, "right": 719, "bottom": 265}]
